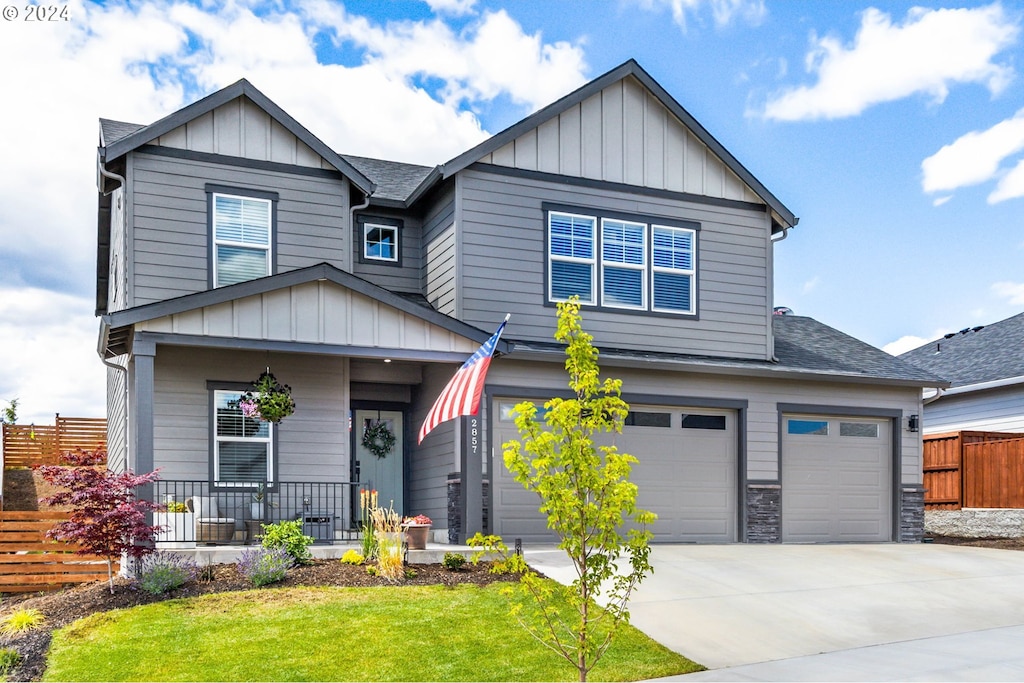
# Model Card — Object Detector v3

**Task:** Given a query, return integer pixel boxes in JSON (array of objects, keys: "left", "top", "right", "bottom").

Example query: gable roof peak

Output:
[
  {"left": 439, "top": 58, "right": 796, "bottom": 229},
  {"left": 99, "top": 79, "right": 374, "bottom": 194}
]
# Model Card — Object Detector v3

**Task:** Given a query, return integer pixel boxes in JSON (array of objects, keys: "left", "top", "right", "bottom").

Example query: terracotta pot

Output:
[{"left": 404, "top": 524, "right": 430, "bottom": 550}]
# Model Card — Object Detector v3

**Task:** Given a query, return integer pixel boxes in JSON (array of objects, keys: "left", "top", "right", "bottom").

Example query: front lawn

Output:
[{"left": 43, "top": 584, "right": 701, "bottom": 681}]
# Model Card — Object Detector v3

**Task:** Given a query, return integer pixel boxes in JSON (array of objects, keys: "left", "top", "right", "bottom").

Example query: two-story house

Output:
[{"left": 95, "top": 60, "right": 944, "bottom": 546}]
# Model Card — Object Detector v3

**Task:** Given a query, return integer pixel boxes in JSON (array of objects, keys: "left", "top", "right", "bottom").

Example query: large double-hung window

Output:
[
  {"left": 208, "top": 185, "right": 277, "bottom": 288},
  {"left": 213, "top": 389, "right": 273, "bottom": 487},
  {"left": 548, "top": 208, "right": 697, "bottom": 315}
]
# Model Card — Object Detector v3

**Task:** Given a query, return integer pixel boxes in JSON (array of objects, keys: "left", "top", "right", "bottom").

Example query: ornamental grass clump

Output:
[
  {"left": 134, "top": 552, "right": 198, "bottom": 595},
  {"left": 359, "top": 488, "right": 378, "bottom": 560},
  {"left": 237, "top": 547, "right": 293, "bottom": 587},
  {"left": 370, "top": 504, "right": 404, "bottom": 582},
  {"left": 0, "top": 609, "right": 45, "bottom": 636}
]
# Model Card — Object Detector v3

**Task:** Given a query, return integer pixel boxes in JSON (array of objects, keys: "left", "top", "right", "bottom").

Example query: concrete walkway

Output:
[{"left": 523, "top": 543, "right": 1024, "bottom": 680}]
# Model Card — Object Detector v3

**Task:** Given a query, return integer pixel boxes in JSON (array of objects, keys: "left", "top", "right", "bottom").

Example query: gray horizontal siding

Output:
[
  {"left": 486, "top": 358, "right": 922, "bottom": 486},
  {"left": 422, "top": 187, "right": 457, "bottom": 316},
  {"left": 408, "top": 363, "right": 460, "bottom": 526},
  {"left": 152, "top": 346, "right": 347, "bottom": 482},
  {"left": 352, "top": 209, "right": 423, "bottom": 293},
  {"left": 457, "top": 168, "right": 771, "bottom": 358},
  {"left": 130, "top": 152, "right": 348, "bottom": 307},
  {"left": 923, "top": 387, "right": 1024, "bottom": 433}
]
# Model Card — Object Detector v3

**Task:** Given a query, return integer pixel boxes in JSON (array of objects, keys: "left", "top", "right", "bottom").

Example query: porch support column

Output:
[
  {"left": 131, "top": 336, "right": 156, "bottom": 475},
  {"left": 458, "top": 414, "right": 483, "bottom": 544}
]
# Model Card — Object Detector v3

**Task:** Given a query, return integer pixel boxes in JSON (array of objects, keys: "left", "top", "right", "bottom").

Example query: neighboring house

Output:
[
  {"left": 900, "top": 312, "right": 1024, "bottom": 434},
  {"left": 95, "top": 60, "right": 944, "bottom": 546}
]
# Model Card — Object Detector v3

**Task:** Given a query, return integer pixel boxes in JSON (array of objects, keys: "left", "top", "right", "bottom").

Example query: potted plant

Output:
[
  {"left": 402, "top": 514, "right": 432, "bottom": 550},
  {"left": 251, "top": 484, "right": 267, "bottom": 521},
  {"left": 241, "top": 371, "right": 295, "bottom": 424},
  {"left": 154, "top": 499, "right": 195, "bottom": 547}
]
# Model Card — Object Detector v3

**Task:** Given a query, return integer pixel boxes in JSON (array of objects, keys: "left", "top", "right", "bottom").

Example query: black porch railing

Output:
[{"left": 152, "top": 481, "right": 363, "bottom": 545}]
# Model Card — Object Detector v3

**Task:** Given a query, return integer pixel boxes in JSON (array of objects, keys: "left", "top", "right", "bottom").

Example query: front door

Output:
[{"left": 354, "top": 409, "right": 404, "bottom": 516}]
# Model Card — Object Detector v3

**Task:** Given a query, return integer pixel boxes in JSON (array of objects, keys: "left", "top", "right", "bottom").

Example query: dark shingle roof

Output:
[
  {"left": 899, "top": 312, "right": 1024, "bottom": 387},
  {"left": 340, "top": 155, "right": 435, "bottom": 204},
  {"left": 100, "top": 119, "right": 144, "bottom": 146},
  {"left": 773, "top": 315, "right": 942, "bottom": 383},
  {"left": 509, "top": 315, "right": 945, "bottom": 386}
]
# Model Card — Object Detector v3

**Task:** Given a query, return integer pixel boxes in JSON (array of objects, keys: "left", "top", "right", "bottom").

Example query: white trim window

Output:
[
  {"left": 548, "top": 212, "right": 596, "bottom": 304},
  {"left": 652, "top": 225, "right": 696, "bottom": 314},
  {"left": 364, "top": 223, "right": 399, "bottom": 262},
  {"left": 214, "top": 390, "right": 273, "bottom": 486},
  {"left": 213, "top": 193, "right": 271, "bottom": 287},
  {"left": 547, "top": 210, "right": 697, "bottom": 315},
  {"left": 601, "top": 218, "right": 647, "bottom": 310}
]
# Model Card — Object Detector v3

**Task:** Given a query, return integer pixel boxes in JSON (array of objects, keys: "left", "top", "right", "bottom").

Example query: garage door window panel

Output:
[
  {"left": 840, "top": 422, "right": 879, "bottom": 438},
  {"left": 625, "top": 411, "right": 671, "bottom": 427},
  {"left": 787, "top": 419, "right": 829, "bottom": 435},
  {"left": 682, "top": 414, "right": 727, "bottom": 430}
]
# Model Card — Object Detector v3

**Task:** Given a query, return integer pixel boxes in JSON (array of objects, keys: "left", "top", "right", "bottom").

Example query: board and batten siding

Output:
[
  {"left": 480, "top": 76, "right": 762, "bottom": 204},
  {"left": 923, "top": 387, "right": 1024, "bottom": 434},
  {"left": 408, "top": 364, "right": 461, "bottom": 527},
  {"left": 152, "top": 347, "right": 348, "bottom": 482},
  {"left": 457, "top": 168, "right": 772, "bottom": 359},
  {"left": 129, "top": 151, "right": 349, "bottom": 307},
  {"left": 422, "top": 186, "right": 457, "bottom": 316},
  {"left": 486, "top": 359, "right": 923, "bottom": 485},
  {"left": 108, "top": 186, "right": 129, "bottom": 313},
  {"left": 136, "top": 280, "right": 480, "bottom": 356},
  {"left": 154, "top": 95, "right": 337, "bottom": 172}
]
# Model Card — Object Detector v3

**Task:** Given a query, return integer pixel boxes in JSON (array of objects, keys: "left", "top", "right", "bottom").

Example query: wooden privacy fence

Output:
[
  {"left": 924, "top": 431, "right": 1024, "bottom": 509},
  {"left": 0, "top": 511, "right": 114, "bottom": 593},
  {"left": 1, "top": 416, "right": 107, "bottom": 468}
]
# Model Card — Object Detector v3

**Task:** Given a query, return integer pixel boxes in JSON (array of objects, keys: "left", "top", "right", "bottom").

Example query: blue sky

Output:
[{"left": 1, "top": 0, "right": 1022, "bottom": 422}]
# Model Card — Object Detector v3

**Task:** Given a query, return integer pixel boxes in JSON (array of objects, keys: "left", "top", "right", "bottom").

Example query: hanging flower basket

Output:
[
  {"left": 241, "top": 371, "right": 295, "bottom": 424},
  {"left": 361, "top": 420, "right": 396, "bottom": 459}
]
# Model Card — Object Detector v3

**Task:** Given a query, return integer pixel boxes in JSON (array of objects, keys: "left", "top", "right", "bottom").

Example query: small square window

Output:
[{"left": 364, "top": 224, "right": 399, "bottom": 262}]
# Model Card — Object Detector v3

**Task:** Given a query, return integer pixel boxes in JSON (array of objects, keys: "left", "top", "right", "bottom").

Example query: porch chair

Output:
[{"left": 187, "top": 496, "right": 237, "bottom": 544}]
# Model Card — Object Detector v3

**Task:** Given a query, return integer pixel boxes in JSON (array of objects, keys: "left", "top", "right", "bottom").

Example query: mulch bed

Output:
[
  {"left": 1, "top": 559, "right": 515, "bottom": 682},
  {"left": 927, "top": 535, "right": 1024, "bottom": 551}
]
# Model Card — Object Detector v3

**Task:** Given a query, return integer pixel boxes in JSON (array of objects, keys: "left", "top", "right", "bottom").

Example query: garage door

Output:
[
  {"left": 492, "top": 401, "right": 737, "bottom": 543},
  {"left": 782, "top": 415, "right": 892, "bottom": 542}
]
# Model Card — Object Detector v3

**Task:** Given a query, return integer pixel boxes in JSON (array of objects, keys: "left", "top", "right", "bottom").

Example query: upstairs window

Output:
[
  {"left": 547, "top": 208, "right": 698, "bottom": 316},
  {"left": 548, "top": 212, "right": 596, "bottom": 304},
  {"left": 208, "top": 187, "right": 276, "bottom": 287},
  {"left": 364, "top": 223, "right": 399, "bottom": 262}
]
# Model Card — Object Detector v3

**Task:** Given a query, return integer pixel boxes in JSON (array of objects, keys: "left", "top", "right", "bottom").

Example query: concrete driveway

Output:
[{"left": 524, "top": 543, "right": 1024, "bottom": 678}]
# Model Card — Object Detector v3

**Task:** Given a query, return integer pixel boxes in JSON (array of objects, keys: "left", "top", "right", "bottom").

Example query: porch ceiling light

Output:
[{"left": 384, "top": 358, "right": 392, "bottom": 363}]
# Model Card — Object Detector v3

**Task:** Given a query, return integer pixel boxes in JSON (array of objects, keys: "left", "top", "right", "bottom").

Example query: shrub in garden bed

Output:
[
  {"left": 134, "top": 553, "right": 199, "bottom": 595},
  {"left": 237, "top": 547, "right": 294, "bottom": 587}
]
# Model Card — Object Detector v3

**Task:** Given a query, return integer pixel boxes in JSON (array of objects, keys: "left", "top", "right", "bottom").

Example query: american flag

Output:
[{"left": 418, "top": 316, "right": 509, "bottom": 444}]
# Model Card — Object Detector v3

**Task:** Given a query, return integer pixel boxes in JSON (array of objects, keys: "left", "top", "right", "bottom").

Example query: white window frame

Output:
[
  {"left": 548, "top": 211, "right": 597, "bottom": 305},
  {"left": 363, "top": 222, "right": 400, "bottom": 263},
  {"left": 212, "top": 192, "right": 272, "bottom": 288},
  {"left": 651, "top": 225, "right": 697, "bottom": 315},
  {"left": 213, "top": 389, "right": 274, "bottom": 487},
  {"left": 601, "top": 218, "right": 648, "bottom": 311}
]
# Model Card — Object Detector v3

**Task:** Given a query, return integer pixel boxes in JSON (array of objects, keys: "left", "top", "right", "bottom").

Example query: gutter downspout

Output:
[
  {"left": 768, "top": 221, "right": 792, "bottom": 361},
  {"left": 97, "top": 156, "right": 128, "bottom": 470},
  {"left": 923, "top": 387, "right": 946, "bottom": 405}
]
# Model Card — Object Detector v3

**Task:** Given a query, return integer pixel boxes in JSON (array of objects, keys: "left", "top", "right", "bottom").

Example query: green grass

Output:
[{"left": 43, "top": 584, "right": 701, "bottom": 682}]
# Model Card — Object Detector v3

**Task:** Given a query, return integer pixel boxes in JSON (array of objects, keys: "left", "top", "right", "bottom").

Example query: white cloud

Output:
[
  {"left": 988, "top": 156, "right": 1024, "bottom": 203},
  {"left": 883, "top": 327, "right": 956, "bottom": 356},
  {"left": 0, "top": 287, "right": 105, "bottom": 424},
  {"left": 424, "top": 0, "right": 477, "bottom": 16},
  {"left": 634, "top": 0, "right": 766, "bottom": 31},
  {"left": 304, "top": 3, "right": 587, "bottom": 114},
  {"left": 921, "top": 108, "right": 1024, "bottom": 198},
  {"left": 0, "top": 0, "right": 590, "bottom": 423},
  {"left": 762, "top": 4, "right": 1019, "bottom": 121},
  {"left": 932, "top": 195, "right": 952, "bottom": 207},
  {"left": 992, "top": 281, "right": 1024, "bottom": 305},
  {"left": 801, "top": 276, "right": 820, "bottom": 294}
]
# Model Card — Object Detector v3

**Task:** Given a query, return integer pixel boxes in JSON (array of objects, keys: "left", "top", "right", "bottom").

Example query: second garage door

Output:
[
  {"left": 782, "top": 415, "right": 892, "bottom": 542},
  {"left": 492, "top": 402, "right": 737, "bottom": 543}
]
